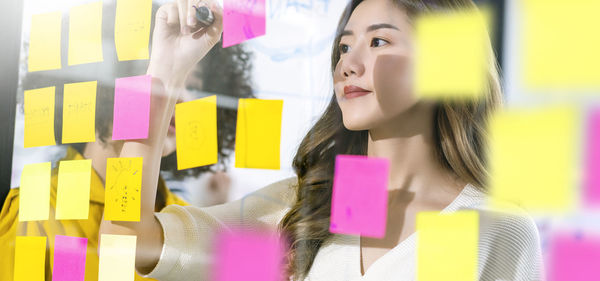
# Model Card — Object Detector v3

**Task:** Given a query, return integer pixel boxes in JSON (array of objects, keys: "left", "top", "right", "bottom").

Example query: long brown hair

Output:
[{"left": 279, "top": 0, "right": 503, "bottom": 279}]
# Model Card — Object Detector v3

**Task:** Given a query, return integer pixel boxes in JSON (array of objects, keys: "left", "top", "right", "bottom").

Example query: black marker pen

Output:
[{"left": 193, "top": 5, "right": 214, "bottom": 27}]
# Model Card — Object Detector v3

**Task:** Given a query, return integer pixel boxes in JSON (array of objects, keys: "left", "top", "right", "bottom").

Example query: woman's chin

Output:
[{"left": 342, "top": 118, "right": 372, "bottom": 132}]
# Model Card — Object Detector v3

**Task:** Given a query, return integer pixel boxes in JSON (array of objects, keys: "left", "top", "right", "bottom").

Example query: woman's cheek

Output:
[{"left": 373, "top": 53, "right": 416, "bottom": 117}]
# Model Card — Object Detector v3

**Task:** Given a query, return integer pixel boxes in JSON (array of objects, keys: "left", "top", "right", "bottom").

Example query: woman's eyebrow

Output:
[
  {"left": 341, "top": 23, "right": 400, "bottom": 37},
  {"left": 367, "top": 23, "right": 400, "bottom": 32}
]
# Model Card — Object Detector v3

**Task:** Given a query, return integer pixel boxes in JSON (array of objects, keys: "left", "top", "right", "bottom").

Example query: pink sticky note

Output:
[
  {"left": 213, "top": 229, "right": 285, "bottom": 281},
  {"left": 53, "top": 235, "right": 88, "bottom": 281},
  {"left": 585, "top": 108, "right": 600, "bottom": 207},
  {"left": 223, "top": 0, "right": 266, "bottom": 48},
  {"left": 112, "top": 75, "right": 151, "bottom": 140},
  {"left": 549, "top": 232, "right": 600, "bottom": 281},
  {"left": 330, "top": 155, "right": 389, "bottom": 238}
]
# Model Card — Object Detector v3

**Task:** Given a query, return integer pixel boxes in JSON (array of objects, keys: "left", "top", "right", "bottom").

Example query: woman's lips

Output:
[
  {"left": 344, "top": 91, "right": 371, "bottom": 99},
  {"left": 343, "top": 85, "right": 372, "bottom": 99}
]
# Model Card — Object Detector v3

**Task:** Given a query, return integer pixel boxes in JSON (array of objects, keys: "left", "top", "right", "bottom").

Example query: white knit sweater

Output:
[{"left": 142, "top": 177, "right": 543, "bottom": 281}]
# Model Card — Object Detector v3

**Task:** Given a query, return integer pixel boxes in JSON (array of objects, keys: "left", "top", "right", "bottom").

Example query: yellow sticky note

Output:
[
  {"left": 14, "top": 236, "right": 46, "bottom": 281},
  {"left": 24, "top": 87, "right": 56, "bottom": 148},
  {"left": 62, "top": 81, "right": 97, "bottom": 144},
  {"left": 104, "top": 157, "right": 143, "bottom": 221},
  {"left": 176, "top": 95, "right": 218, "bottom": 170},
  {"left": 28, "top": 11, "right": 62, "bottom": 72},
  {"left": 68, "top": 1, "right": 103, "bottom": 65},
  {"left": 416, "top": 211, "right": 479, "bottom": 281},
  {"left": 235, "top": 99, "right": 283, "bottom": 169},
  {"left": 114, "top": 0, "right": 152, "bottom": 61},
  {"left": 522, "top": 0, "right": 600, "bottom": 90},
  {"left": 19, "top": 162, "right": 51, "bottom": 221},
  {"left": 489, "top": 107, "right": 577, "bottom": 213},
  {"left": 98, "top": 234, "right": 136, "bottom": 281},
  {"left": 415, "top": 8, "right": 491, "bottom": 99},
  {"left": 56, "top": 159, "right": 92, "bottom": 220}
]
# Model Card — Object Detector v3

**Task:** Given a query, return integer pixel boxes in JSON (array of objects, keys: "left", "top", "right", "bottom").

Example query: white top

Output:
[{"left": 143, "top": 177, "right": 543, "bottom": 281}]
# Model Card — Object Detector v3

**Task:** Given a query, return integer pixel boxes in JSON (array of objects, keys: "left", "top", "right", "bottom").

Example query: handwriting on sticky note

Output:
[
  {"left": 68, "top": 1, "right": 103, "bottom": 65},
  {"left": 14, "top": 236, "right": 46, "bottom": 281},
  {"left": 522, "top": 0, "right": 600, "bottom": 90},
  {"left": 56, "top": 159, "right": 92, "bottom": 220},
  {"left": 104, "top": 157, "right": 143, "bottom": 221},
  {"left": 19, "top": 162, "right": 51, "bottom": 221},
  {"left": 98, "top": 234, "right": 136, "bottom": 281},
  {"left": 53, "top": 235, "right": 88, "bottom": 281},
  {"left": 549, "top": 232, "right": 600, "bottom": 281},
  {"left": 234, "top": 99, "right": 283, "bottom": 169},
  {"left": 28, "top": 11, "right": 62, "bottom": 71},
  {"left": 416, "top": 211, "right": 479, "bottom": 281},
  {"left": 24, "top": 87, "right": 56, "bottom": 148},
  {"left": 115, "top": 0, "right": 152, "bottom": 61},
  {"left": 488, "top": 106, "right": 577, "bottom": 213},
  {"left": 329, "top": 155, "right": 389, "bottom": 238},
  {"left": 176, "top": 95, "right": 218, "bottom": 170},
  {"left": 63, "top": 81, "right": 97, "bottom": 144},
  {"left": 223, "top": 0, "right": 266, "bottom": 47},
  {"left": 112, "top": 75, "right": 151, "bottom": 140},
  {"left": 415, "top": 8, "right": 490, "bottom": 99},
  {"left": 213, "top": 229, "right": 285, "bottom": 281}
]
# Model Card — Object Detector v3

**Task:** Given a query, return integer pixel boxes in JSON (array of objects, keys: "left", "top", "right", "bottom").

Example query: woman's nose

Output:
[{"left": 341, "top": 53, "right": 365, "bottom": 78}]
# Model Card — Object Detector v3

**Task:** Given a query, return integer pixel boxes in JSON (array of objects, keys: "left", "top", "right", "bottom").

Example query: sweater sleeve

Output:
[
  {"left": 140, "top": 177, "right": 297, "bottom": 281},
  {"left": 477, "top": 207, "right": 544, "bottom": 281}
]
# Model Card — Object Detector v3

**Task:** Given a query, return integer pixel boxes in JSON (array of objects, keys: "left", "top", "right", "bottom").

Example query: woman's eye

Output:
[
  {"left": 339, "top": 44, "right": 350, "bottom": 54},
  {"left": 371, "top": 38, "right": 389, "bottom": 48}
]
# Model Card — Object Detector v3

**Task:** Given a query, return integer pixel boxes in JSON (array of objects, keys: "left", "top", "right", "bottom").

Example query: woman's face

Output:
[{"left": 334, "top": 0, "right": 420, "bottom": 131}]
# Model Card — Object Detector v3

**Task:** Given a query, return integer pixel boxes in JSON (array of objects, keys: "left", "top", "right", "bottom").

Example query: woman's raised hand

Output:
[
  {"left": 98, "top": 1, "right": 223, "bottom": 273},
  {"left": 147, "top": 0, "right": 223, "bottom": 88}
]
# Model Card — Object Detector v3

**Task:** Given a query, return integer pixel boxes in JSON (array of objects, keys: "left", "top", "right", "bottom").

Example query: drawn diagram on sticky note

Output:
[
  {"left": 112, "top": 75, "right": 151, "bottom": 140},
  {"left": 223, "top": 0, "right": 266, "bottom": 47},
  {"left": 213, "top": 229, "right": 285, "bottom": 281},
  {"left": 176, "top": 95, "right": 218, "bottom": 170},
  {"left": 53, "top": 235, "right": 88, "bottom": 281},
  {"left": 24, "top": 86, "right": 56, "bottom": 148},
  {"left": 329, "top": 155, "right": 389, "bottom": 238},
  {"left": 28, "top": 11, "right": 62, "bottom": 72},
  {"left": 234, "top": 99, "right": 283, "bottom": 170},
  {"left": 14, "top": 236, "right": 46, "bottom": 281},
  {"left": 521, "top": 0, "right": 600, "bottom": 90},
  {"left": 68, "top": 1, "right": 103, "bottom": 65},
  {"left": 19, "top": 162, "right": 51, "bottom": 221},
  {"left": 104, "top": 157, "right": 143, "bottom": 221},
  {"left": 98, "top": 234, "right": 136, "bottom": 281},
  {"left": 585, "top": 108, "right": 600, "bottom": 208},
  {"left": 115, "top": 0, "right": 152, "bottom": 60},
  {"left": 549, "top": 232, "right": 600, "bottom": 281},
  {"left": 415, "top": 8, "right": 491, "bottom": 99},
  {"left": 488, "top": 106, "right": 577, "bottom": 213},
  {"left": 63, "top": 81, "right": 97, "bottom": 144},
  {"left": 416, "top": 210, "right": 479, "bottom": 281},
  {"left": 56, "top": 159, "right": 92, "bottom": 220}
]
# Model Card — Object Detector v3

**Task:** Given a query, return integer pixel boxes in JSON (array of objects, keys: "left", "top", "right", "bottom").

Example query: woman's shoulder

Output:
[
  {"left": 469, "top": 202, "right": 543, "bottom": 280},
  {"left": 0, "top": 188, "right": 21, "bottom": 224}
]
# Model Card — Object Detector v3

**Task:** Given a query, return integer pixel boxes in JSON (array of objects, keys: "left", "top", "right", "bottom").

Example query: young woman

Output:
[{"left": 100, "top": 0, "right": 543, "bottom": 280}]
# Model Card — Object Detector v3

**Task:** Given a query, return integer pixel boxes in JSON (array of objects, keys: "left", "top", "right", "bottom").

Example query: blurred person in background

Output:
[{"left": 0, "top": 2, "right": 255, "bottom": 278}]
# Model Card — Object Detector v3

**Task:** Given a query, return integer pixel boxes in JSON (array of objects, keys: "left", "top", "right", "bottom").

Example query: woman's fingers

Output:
[
  {"left": 187, "top": 0, "right": 197, "bottom": 27},
  {"left": 165, "top": 3, "right": 179, "bottom": 27},
  {"left": 177, "top": 0, "right": 189, "bottom": 34}
]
